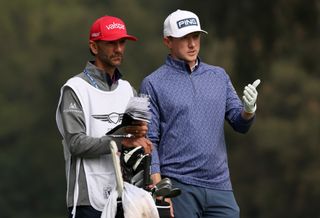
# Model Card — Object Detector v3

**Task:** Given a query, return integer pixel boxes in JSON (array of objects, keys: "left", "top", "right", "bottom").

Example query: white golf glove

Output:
[{"left": 242, "top": 79, "right": 261, "bottom": 113}]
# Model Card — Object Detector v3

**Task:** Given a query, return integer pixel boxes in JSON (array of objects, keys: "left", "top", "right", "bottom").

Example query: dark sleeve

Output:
[{"left": 59, "top": 86, "right": 121, "bottom": 157}]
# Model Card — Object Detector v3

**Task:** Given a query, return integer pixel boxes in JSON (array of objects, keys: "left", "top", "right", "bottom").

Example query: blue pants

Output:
[
  {"left": 170, "top": 179, "right": 240, "bottom": 218},
  {"left": 68, "top": 206, "right": 101, "bottom": 218},
  {"left": 68, "top": 204, "right": 125, "bottom": 218}
]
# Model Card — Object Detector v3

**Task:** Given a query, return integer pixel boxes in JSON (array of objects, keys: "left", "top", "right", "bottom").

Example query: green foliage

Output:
[{"left": 0, "top": 0, "right": 319, "bottom": 217}]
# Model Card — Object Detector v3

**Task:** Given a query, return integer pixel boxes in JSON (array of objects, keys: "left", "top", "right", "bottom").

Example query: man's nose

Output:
[
  {"left": 188, "top": 38, "right": 196, "bottom": 47},
  {"left": 114, "top": 42, "right": 123, "bottom": 51}
]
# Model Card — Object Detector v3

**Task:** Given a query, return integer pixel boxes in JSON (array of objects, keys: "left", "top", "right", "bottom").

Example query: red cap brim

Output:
[{"left": 99, "top": 34, "right": 138, "bottom": 41}]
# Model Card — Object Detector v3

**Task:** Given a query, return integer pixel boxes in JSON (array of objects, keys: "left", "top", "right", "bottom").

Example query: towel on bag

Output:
[{"left": 101, "top": 182, "right": 159, "bottom": 218}]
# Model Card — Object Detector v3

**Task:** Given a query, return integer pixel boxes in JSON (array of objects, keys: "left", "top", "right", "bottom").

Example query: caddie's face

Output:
[
  {"left": 165, "top": 32, "right": 201, "bottom": 68},
  {"left": 91, "top": 38, "right": 127, "bottom": 69}
]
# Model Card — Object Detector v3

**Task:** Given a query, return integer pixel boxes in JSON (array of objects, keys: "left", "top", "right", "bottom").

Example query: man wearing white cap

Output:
[
  {"left": 140, "top": 9, "right": 261, "bottom": 218},
  {"left": 56, "top": 15, "right": 152, "bottom": 218}
]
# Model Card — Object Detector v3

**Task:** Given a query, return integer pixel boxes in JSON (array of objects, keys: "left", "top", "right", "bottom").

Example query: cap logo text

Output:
[
  {"left": 106, "top": 22, "right": 125, "bottom": 30},
  {"left": 91, "top": 32, "right": 100, "bottom": 37},
  {"left": 177, "top": 18, "right": 198, "bottom": 29}
]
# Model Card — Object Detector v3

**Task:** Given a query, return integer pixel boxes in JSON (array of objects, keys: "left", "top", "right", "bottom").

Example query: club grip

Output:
[{"left": 143, "top": 154, "right": 152, "bottom": 188}]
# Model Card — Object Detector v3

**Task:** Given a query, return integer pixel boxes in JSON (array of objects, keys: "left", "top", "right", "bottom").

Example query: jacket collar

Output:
[
  {"left": 86, "top": 61, "right": 122, "bottom": 86},
  {"left": 165, "top": 55, "right": 201, "bottom": 74}
]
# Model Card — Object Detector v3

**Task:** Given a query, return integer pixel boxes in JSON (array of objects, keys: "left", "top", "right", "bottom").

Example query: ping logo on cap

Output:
[{"left": 176, "top": 18, "right": 198, "bottom": 29}]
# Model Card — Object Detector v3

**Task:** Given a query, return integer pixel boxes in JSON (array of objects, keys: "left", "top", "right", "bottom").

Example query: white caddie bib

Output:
[{"left": 57, "top": 77, "right": 133, "bottom": 211}]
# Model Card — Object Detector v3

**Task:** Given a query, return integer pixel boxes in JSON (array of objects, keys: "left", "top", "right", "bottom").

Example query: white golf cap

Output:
[{"left": 163, "top": 9, "right": 208, "bottom": 38}]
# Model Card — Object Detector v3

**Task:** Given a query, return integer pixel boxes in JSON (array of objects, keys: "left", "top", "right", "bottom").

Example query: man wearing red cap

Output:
[{"left": 56, "top": 15, "right": 152, "bottom": 218}]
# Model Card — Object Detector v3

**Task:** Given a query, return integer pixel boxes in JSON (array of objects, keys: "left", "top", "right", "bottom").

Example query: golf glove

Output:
[{"left": 242, "top": 79, "right": 261, "bottom": 113}]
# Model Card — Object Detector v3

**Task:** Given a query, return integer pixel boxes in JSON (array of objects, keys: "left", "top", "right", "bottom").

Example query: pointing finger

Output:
[{"left": 252, "top": 79, "right": 261, "bottom": 88}]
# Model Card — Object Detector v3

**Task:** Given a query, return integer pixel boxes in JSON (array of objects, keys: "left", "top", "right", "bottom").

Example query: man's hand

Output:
[
  {"left": 124, "top": 121, "right": 148, "bottom": 138},
  {"left": 242, "top": 79, "right": 261, "bottom": 114},
  {"left": 163, "top": 197, "right": 175, "bottom": 217},
  {"left": 151, "top": 173, "right": 175, "bottom": 217},
  {"left": 121, "top": 137, "right": 153, "bottom": 154}
]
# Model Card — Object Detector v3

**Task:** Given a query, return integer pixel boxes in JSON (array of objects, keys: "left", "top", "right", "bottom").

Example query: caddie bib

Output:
[{"left": 60, "top": 77, "right": 133, "bottom": 211}]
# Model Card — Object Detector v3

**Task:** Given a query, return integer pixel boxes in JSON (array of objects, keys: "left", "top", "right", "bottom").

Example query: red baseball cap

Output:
[{"left": 89, "top": 16, "right": 137, "bottom": 41}]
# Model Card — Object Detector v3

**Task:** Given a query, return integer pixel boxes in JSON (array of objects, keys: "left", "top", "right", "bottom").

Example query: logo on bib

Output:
[
  {"left": 103, "top": 186, "right": 113, "bottom": 199},
  {"left": 63, "top": 102, "right": 82, "bottom": 113},
  {"left": 92, "top": 112, "right": 123, "bottom": 124}
]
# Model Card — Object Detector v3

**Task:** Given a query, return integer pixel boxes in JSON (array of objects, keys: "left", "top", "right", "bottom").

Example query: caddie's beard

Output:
[{"left": 99, "top": 53, "right": 123, "bottom": 68}]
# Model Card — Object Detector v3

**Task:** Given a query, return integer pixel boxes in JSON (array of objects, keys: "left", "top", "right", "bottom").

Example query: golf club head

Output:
[
  {"left": 155, "top": 178, "right": 172, "bottom": 188},
  {"left": 133, "top": 178, "right": 144, "bottom": 188},
  {"left": 132, "top": 154, "right": 147, "bottom": 173},
  {"left": 130, "top": 170, "right": 144, "bottom": 185},
  {"left": 163, "top": 187, "right": 181, "bottom": 198},
  {"left": 122, "top": 146, "right": 144, "bottom": 167},
  {"left": 152, "top": 184, "right": 172, "bottom": 197}
]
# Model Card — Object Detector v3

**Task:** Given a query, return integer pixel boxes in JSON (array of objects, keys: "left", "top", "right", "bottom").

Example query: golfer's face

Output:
[
  {"left": 169, "top": 32, "right": 201, "bottom": 66},
  {"left": 96, "top": 39, "right": 126, "bottom": 67}
]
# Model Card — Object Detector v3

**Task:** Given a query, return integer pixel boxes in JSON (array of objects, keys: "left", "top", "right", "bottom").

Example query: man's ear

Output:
[
  {"left": 89, "top": 40, "right": 98, "bottom": 55},
  {"left": 163, "top": 37, "right": 172, "bottom": 49}
]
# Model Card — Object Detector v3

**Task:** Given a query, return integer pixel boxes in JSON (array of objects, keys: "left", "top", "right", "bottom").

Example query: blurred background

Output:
[{"left": 0, "top": 0, "right": 319, "bottom": 217}]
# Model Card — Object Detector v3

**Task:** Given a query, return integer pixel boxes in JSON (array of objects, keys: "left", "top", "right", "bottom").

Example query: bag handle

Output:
[{"left": 110, "top": 141, "right": 124, "bottom": 196}]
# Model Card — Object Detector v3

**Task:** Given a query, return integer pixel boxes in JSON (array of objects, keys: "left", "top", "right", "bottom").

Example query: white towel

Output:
[{"left": 101, "top": 182, "right": 159, "bottom": 218}]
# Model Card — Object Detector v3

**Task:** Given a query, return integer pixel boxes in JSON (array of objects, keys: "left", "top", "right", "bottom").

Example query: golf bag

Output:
[
  {"left": 120, "top": 146, "right": 181, "bottom": 218},
  {"left": 102, "top": 141, "right": 159, "bottom": 218}
]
